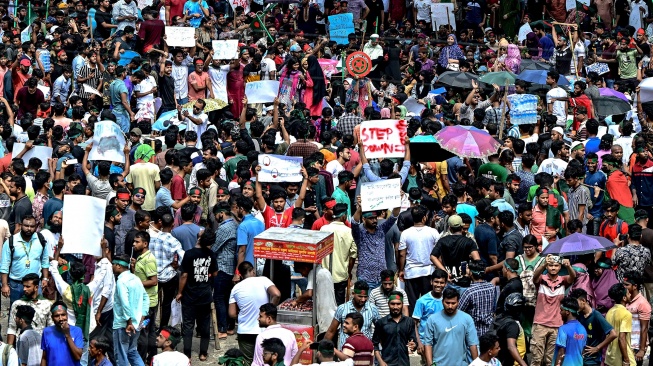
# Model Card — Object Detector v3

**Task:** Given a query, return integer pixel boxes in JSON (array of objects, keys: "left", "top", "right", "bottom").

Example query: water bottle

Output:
[{"left": 137, "top": 318, "right": 150, "bottom": 331}]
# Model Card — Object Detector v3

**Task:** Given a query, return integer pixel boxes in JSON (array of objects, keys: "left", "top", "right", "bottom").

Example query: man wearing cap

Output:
[
  {"left": 11, "top": 56, "right": 31, "bottom": 101},
  {"left": 431, "top": 215, "right": 480, "bottom": 279},
  {"left": 362, "top": 34, "right": 383, "bottom": 74},
  {"left": 40, "top": 301, "right": 84, "bottom": 366},
  {"left": 109, "top": 66, "right": 134, "bottom": 133},
  {"left": 569, "top": 141, "right": 586, "bottom": 162}
]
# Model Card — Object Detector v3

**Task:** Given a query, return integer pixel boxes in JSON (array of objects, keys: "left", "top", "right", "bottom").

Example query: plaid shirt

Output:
[
  {"left": 212, "top": 218, "right": 238, "bottom": 275},
  {"left": 148, "top": 226, "right": 185, "bottom": 283},
  {"left": 286, "top": 141, "right": 319, "bottom": 160},
  {"left": 336, "top": 113, "right": 363, "bottom": 137},
  {"left": 458, "top": 281, "right": 496, "bottom": 338}
]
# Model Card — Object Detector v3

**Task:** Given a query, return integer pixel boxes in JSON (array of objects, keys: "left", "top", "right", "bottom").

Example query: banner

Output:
[
  {"left": 328, "top": 13, "right": 354, "bottom": 45},
  {"left": 359, "top": 119, "right": 408, "bottom": 159},
  {"left": 431, "top": 3, "right": 456, "bottom": 31},
  {"left": 228, "top": 0, "right": 249, "bottom": 13},
  {"left": 61, "top": 195, "right": 106, "bottom": 257},
  {"left": 212, "top": 40, "right": 239, "bottom": 60},
  {"left": 258, "top": 154, "right": 303, "bottom": 182},
  {"left": 245, "top": 80, "right": 280, "bottom": 104},
  {"left": 518, "top": 23, "right": 533, "bottom": 42},
  {"left": 12, "top": 143, "right": 53, "bottom": 171},
  {"left": 165, "top": 26, "right": 196, "bottom": 47},
  {"left": 89, "top": 121, "right": 126, "bottom": 163},
  {"left": 360, "top": 178, "right": 402, "bottom": 211}
]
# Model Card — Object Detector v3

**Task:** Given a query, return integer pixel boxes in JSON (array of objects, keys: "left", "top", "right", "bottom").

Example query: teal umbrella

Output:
[{"left": 479, "top": 71, "right": 518, "bottom": 85}]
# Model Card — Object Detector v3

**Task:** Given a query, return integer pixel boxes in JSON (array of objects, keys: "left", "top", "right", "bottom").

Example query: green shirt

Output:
[
  {"left": 478, "top": 162, "right": 508, "bottom": 183},
  {"left": 332, "top": 187, "right": 351, "bottom": 215},
  {"left": 617, "top": 49, "right": 638, "bottom": 79},
  {"left": 224, "top": 155, "right": 247, "bottom": 181},
  {"left": 134, "top": 250, "right": 158, "bottom": 307}
]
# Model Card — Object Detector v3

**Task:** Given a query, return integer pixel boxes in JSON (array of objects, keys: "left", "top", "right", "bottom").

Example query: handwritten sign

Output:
[
  {"left": 228, "top": 0, "right": 249, "bottom": 13},
  {"left": 258, "top": 154, "right": 303, "bottom": 182},
  {"left": 402, "top": 97, "right": 425, "bottom": 116},
  {"left": 61, "top": 195, "right": 106, "bottom": 257},
  {"left": 89, "top": 121, "right": 126, "bottom": 163},
  {"left": 212, "top": 40, "right": 239, "bottom": 60},
  {"left": 360, "top": 178, "right": 401, "bottom": 211},
  {"left": 328, "top": 13, "right": 355, "bottom": 45},
  {"left": 245, "top": 80, "right": 280, "bottom": 104},
  {"left": 360, "top": 119, "right": 408, "bottom": 159},
  {"left": 431, "top": 3, "right": 456, "bottom": 31},
  {"left": 12, "top": 143, "right": 53, "bottom": 171},
  {"left": 518, "top": 23, "right": 533, "bottom": 42},
  {"left": 165, "top": 26, "right": 196, "bottom": 47},
  {"left": 83, "top": 84, "right": 102, "bottom": 97}
]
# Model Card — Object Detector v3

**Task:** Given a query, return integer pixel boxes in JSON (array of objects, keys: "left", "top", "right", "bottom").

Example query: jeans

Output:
[
  {"left": 113, "top": 328, "right": 144, "bottom": 366},
  {"left": 159, "top": 275, "right": 178, "bottom": 328},
  {"left": 137, "top": 306, "right": 158, "bottom": 363},
  {"left": 8, "top": 279, "right": 23, "bottom": 309},
  {"left": 291, "top": 271, "right": 308, "bottom": 298},
  {"left": 213, "top": 271, "right": 235, "bottom": 333},
  {"left": 176, "top": 97, "right": 188, "bottom": 106},
  {"left": 80, "top": 340, "right": 89, "bottom": 366},
  {"left": 182, "top": 302, "right": 211, "bottom": 358},
  {"left": 112, "top": 109, "right": 131, "bottom": 133}
]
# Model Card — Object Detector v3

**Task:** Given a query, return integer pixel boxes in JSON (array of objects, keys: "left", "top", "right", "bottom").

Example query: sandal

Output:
[
  {"left": 218, "top": 332, "right": 228, "bottom": 339},
  {"left": 199, "top": 355, "right": 208, "bottom": 361}
]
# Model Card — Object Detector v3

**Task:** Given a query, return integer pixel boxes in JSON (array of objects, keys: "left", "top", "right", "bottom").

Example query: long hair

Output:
[{"left": 306, "top": 55, "right": 326, "bottom": 105}]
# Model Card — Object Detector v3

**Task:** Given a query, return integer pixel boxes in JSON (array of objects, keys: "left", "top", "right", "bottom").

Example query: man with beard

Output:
[
  {"left": 538, "top": 140, "right": 569, "bottom": 178},
  {"left": 430, "top": 215, "right": 480, "bottom": 280},
  {"left": 529, "top": 187, "right": 563, "bottom": 245},
  {"left": 369, "top": 270, "right": 409, "bottom": 318},
  {"left": 157, "top": 60, "right": 176, "bottom": 117},
  {"left": 551, "top": 27, "right": 573, "bottom": 76},
  {"left": 252, "top": 303, "right": 298, "bottom": 366},
  {"left": 104, "top": 205, "right": 122, "bottom": 256},
  {"left": 40, "top": 210, "right": 62, "bottom": 261},
  {"left": 616, "top": 36, "right": 638, "bottom": 90},
  {"left": 372, "top": 291, "right": 417, "bottom": 366},
  {"left": 514, "top": 204, "right": 532, "bottom": 237},
  {"left": 630, "top": 145, "right": 653, "bottom": 221},
  {"left": 255, "top": 167, "right": 308, "bottom": 229},
  {"left": 77, "top": 51, "right": 104, "bottom": 109},
  {"left": 42, "top": 179, "right": 64, "bottom": 232},
  {"left": 6, "top": 273, "right": 54, "bottom": 346},
  {"left": 602, "top": 155, "right": 635, "bottom": 224},
  {"left": 326, "top": 145, "right": 351, "bottom": 184},
  {"left": 39, "top": 301, "right": 84, "bottom": 366},
  {"left": 15, "top": 77, "right": 44, "bottom": 120},
  {"left": 212, "top": 202, "right": 238, "bottom": 339},
  {"left": 504, "top": 174, "right": 521, "bottom": 211},
  {"left": 570, "top": 141, "right": 586, "bottom": 163},
  {"left": 52, "top": 65, "right": 72, "bottom": 106},
  {"left": 114, "top": 187, "right": 136, "bottom": 256}
]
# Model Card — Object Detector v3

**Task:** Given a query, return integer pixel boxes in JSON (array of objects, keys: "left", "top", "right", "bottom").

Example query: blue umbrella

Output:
[
  {"left": 541, "top": 233, "right": 617, "bottom": 256},
  {"left": 518, "top": 70, "right": 570, "bottom": 86},
  {"left": 118, "top": 51, "right": 141, "bottom": 67}
]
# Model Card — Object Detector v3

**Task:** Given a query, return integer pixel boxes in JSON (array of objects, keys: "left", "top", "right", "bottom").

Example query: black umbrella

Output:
[
  {"left": 593, "top": 96, "right": 633, "bottom": 117},
  {"left": 409, "top": 136, "right": 457, "bottom": 162},
  {"left": 437, "top": 71, "right": 479, "bottom": 89},
  {"left": 520, "top": 59, "right": 553, "bottom": 72}
]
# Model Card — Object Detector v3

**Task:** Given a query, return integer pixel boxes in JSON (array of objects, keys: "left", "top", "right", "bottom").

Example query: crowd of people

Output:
[{"left": 0, "top": 0, "right": 652, "bottom": 364}]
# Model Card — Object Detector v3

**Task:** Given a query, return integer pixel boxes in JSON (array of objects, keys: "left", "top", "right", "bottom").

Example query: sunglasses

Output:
[{"left": 134, "top": 194, "right": 145, "bottom": 198}]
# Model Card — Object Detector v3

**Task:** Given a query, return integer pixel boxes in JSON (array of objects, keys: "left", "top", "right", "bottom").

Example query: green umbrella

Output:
[{"left": 479, "top": 71, "right": 518, "bottom": 85}]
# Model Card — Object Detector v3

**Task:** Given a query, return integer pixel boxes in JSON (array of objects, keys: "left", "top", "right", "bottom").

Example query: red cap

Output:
[{"left": 19, "top": 59, "right": 30, "bottom": 67}]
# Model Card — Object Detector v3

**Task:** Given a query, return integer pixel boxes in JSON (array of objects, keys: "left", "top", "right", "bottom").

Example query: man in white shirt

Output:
[
  {"left": 133, "top": 69, "right": 157, "bottom": 117},
  {"left": 538, "top": 140, "right": 569, "bottom": 177},
  {"left": 251, "top": 303, "right": 298, "bottom": 366},
  {"left": 260, "top": 49, "right": 277, "bottom": 80},
  {"left": 179, "top": 99, "right": 209, "bottom": 149},
  {"left": 546, "top": 70, "right": 568, "bottom": 126},
  {"left": 325, "top": 146, "right": 351, "bottom": 187},
  {"left": 170, "top": 49, "right": 192, "bottom": 104}
]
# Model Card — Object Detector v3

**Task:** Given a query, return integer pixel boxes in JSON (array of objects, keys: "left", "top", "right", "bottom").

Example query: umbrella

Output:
[
  {"left": 437, "top": 71, "right": 479, "bottom": 89},
  {"left": 182, "top": 98, "right": 228, "bottom": 113},
  {"left": 593, "top": 96, "right": 633, "bottom": 117},
  {"left": 518, "top": 70, "right": 569, "bottom": 86},
  {"left": 118, "top": 51, "right": 141, "bottom": 67},
  {"left": 599, "top": 88, "right": 628, "bottom": 102},
  {"left": 520, "top": 59, "right": 553, "bottom": 72},
  {"left": 541, "top": 233, "right": 617, "bottom": 256},
  {"left": 409, "top": 135, "right": 457, "bottom": 162},
  {"left": 434, "top": 125, "right": 502, "bottom": 158},
  {"left": 639, "top": 77, "right": 653, "bottom": 103},
  {"left": 479, "top": 71, "right": 517, "bottom": 85}
]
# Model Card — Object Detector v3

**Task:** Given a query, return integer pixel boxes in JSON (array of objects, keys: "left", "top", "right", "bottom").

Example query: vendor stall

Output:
[{"left": 254, "top": 227, "right": 334, "bottom": 364}]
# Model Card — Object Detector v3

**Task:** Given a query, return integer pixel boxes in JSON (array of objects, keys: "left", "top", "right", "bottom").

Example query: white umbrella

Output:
[{"left": 638, "top": 77, "right": 653, "bottom": 103}]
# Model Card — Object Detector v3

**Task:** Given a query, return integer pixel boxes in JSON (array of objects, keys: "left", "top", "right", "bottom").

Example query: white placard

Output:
[
  {"left": 137, "top": 0, "right": 153, "bottom": 9},
  {"left": 165, "top": 26, "right": 196, "bottom": 47},
  {"left": 61, "top": 195, "right": 106, "bottom": 257},
  {"left": 402, "top": 97, "right": 426, "bottom": 116},
  {"left": 212, "top": 40, "right": 239, "bottom": 60},
  {"left": 89, "top": 121, "right": 126, "bottom": 163},
  {"left": 12, "top": 143, "right": 53, "bottom": 171},
  {"left": 640, "top": 77, "right": 653, "bottom": 103},
  {"left": 360, "top": 119, "right": 408, "bottom": 159},
  {"left": 431, "top": 3, "right": 456, "bottom": 31},
  {"left": 245, "top": 80, "right": 280, "bottom": 104},
  {"left": 360, "top": 178, "right": 401, "bottom": 211},
  {"left": 37, "top": 85, "right": 50, "bottom": 101},
  {"left": 228, "top": 0, "right": 249, "bottom": 14},
  {"left": 258, "top": 154, "right": 303, "bottom": 182},
  {"left": 518, "top": 23, "right": 533, "bottom": 42},
  {"left": 83, "top": 84, "right": 102, "bottom": 97}
]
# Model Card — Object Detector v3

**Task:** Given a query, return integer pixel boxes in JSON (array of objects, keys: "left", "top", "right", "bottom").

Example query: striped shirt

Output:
[
  {"left": 626, "top": 292, "right": 652, "bottom": 350},
  {"left": 334, "top": 300, "right": 379, "bottom": 349},
  {"left": 342, "top": 332, "right": 374, "bottom": 366},
  {"left": 77, "top": 64, "right": 101, "bottom": 99},
  {"left": 369, "top": 286, "right": 409, "bottom": 318}
]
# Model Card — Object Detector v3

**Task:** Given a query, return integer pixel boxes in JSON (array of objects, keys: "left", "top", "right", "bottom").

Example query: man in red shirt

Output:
[
  {"left": 335, "top": 312, "right": 374, "bottom": 365},
  {"left": 599, "top": 199, "right": 630, "bottom": 259},
  {"left": 171, "top": 156, "right": 191, "bottom": 201},
  {"left": 255, "top": 166, "right": 308, "bottom": 229},
  {"left": 137, "top": 9, "right": 165, "bottom": 53}
]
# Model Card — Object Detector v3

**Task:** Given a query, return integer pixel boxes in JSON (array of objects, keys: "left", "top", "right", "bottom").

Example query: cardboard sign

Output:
[
  {"left": 518, "top": 23, "right": 533, "bottom": 42},
  {"left": 212, "top": 40, "right": 239, "bottom": 60},
  {"left": 359, "top": 119, "right": 408, "bottom": 159},
  {"left": 360, "top": 178, "right": 402, "bottom": 211},
  {"left": 402, "top": 97, "right": 426, "bottom": 116},
  {"left": 245, "top": 80, "right": 280, "bottom": 104},
  {"left": 165, "top": 26, "right": 196, "bottom": 47},
  {"left": 61, "top": 195, "right": 106, "bottom": 257},
  {"left": 431, "top": 3, "right": 456, "bottom": 31},
  {"left": 328, "top": 13, "right": 355, "bottom": 45},
  {"left": 258, "top": 154, "right": 303, "bottom": 182},
  {"left": 89, "top": 121, "right": 126, "bottom": 163},
  {"left": 12, "top": 143, "right": 53, "bottom": 171},
  {"left": 345, "top": 52, "right": 372, "bottom": 78},
  {"left": 228, "top": 0, "right": 249, "bottom": 13}
]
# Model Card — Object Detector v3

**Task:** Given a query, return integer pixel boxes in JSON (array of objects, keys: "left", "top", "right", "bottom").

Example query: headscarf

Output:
[
  {"left": 526, "top": 32, "right": 540, "bottom": 57},
  {"left": 306, "top": 55, "right": 326, "bottom": 105},
  {"left": 438, "top": 34, "right": 465, "bottom": 68},
  {"left": 568, "top": 263, "right": 595, "bottom": 308},
  {"left": 397, "top": 105, "right": 407, "bottom": 118},
  {"left": 71, "top": 279, "right": 92, "bottom": 341},
  {"left": 591, "top": 266, "right": 619, "bottom": 313},
  {"left": 504, "top": 44, "right": 522, "bottom": 74},
  {"left": 134, "top": 144, "right": 155, "bottom": 162}
]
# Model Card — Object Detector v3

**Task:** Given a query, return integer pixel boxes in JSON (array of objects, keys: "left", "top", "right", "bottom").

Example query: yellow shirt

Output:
[
  {"left": 320, "top": 221, "right": 357, "bottom": 283},
  {"left": 134, "top": 250, "right": 158, "bottom": 307},
  {"left": 605, "top": 304, "right": 636, "bottom": 366}
]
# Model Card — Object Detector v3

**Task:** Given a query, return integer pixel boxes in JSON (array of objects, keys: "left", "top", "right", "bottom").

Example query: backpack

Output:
[
  {"left": 600, "top": 218, "right": 624, "bottom": 240},
  {"left": 8, "top": 233, "right": 47, "bottom": 274},
  {"left": 516, "top": 255, "right": 546, "bottom": 307}
]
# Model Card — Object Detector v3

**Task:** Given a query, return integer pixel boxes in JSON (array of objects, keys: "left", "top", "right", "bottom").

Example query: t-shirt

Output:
[
  {"left": 494, "top": 314, "right": 524, "bottom": 366},
  {"left": 547, "top": 87, "right": 568, "bottom": 125},
  {"left": 85, "top": 173, "right": 112, "bottom": 199},
  {"left": 41, "top": 325, "right": 84, "bottom": 366},
  {"left": 553, "top": 320, "right": 587, "bottom": 366},
  {"left": 617, "top": 49, "right": 638, "bottom": 79},
  {"left": 431, "top": 235, "right": 478, "bottom": 278},
  {"left": 605, "top": 304, "right": 636, "bottom": 366},
  {"left": 578, "top": 309, "right": 614, "bottom": 366},
  {"left": 187, "top": 71, "right": 209, "bottom": 101},
  {"left": 342, "top": 333, "right": 374, "bottom": 366},
  {"left": 172, "top": 223, "right": 203, "bottom": 251},
  {"left": 109, "top": 79, "right": 129, "bottom": 111},
  {"left": 170, "top": 175, "right": 187, "bottom": 200},
  {"left": 534, "top": 275, "right": 568, "bottom": 328},
  {"left": 456, "top": 203, "right": 479, "bottom": 234},
  {"left": 180, "top": 247, "right": 216, "bottom": 305},
  {"left": 152, "top": 351, "right": 190, "bottom": 366},
  {"left": 412, "top": 292, "right": 443, "bottom": 342},
  {"left": 125, "top": 162, "right": 161, "bottom": 211},
  {"left": 134, "top": 250, "right": 158, "bottom": 307},
  {"left": 18, "top": 328, "right": 41, "bottom": 366},
  {"left": 422, "top": 310, "right": 479, "bottom": 366},
  {"left": 478, "top": 163, "right": 508, "bottom": 182},
  {"left": 184, "top": 113, "right": 209, "bottom": 147},
  {"left": 626, "top": 293, "right": 652, "bottom": 350},
  {"left": 414, "top": 0, "right": 431, "bottom": 20},
  {"left": 398, "top": 226, "right": 440, "bottom": 279},
  {"left": 262, "top": 205, "right": 294, "bottom": 229},
  {"left": 9, "top": 195, "right": 32, "bottom": 233},
  {"left": 229, "top": 276, "right": 275, "bottom": 334},
  {"left": 469, "top": 358, "right": 501, "bottom": 366}
]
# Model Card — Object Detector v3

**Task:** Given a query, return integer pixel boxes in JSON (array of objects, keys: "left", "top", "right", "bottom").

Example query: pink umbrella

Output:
[
  {"left": 599, "top": 88, "right": 629, "bottom": 102},
  {"left": 434, "top": 125, "right": 503, "bottom": 158}
]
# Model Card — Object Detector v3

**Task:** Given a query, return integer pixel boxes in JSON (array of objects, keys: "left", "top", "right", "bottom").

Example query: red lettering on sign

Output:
[
  {"left": 361, "top": 127, "right": 394, "bottom": 142},
  {"left": 366, "top": 144, "right": 406, "bottom": 154},
  {"left": 395, "top": 119, "right": 408, "bottom": 142}
]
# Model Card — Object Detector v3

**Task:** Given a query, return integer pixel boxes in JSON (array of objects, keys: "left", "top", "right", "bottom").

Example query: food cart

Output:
[{"left": 254, "top": 227, "right": 334, "bottom": 364}]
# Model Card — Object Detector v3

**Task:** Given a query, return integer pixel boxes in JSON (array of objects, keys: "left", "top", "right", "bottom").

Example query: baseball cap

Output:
[
  {"left": 448, "top": 215, "right": 463, "bottom": 228},
  {"left": 20, "top": 59, "right": 31, "bottom": 67},
  {"left": 130, "top": 128, "right": 142, "bottom": 136}
]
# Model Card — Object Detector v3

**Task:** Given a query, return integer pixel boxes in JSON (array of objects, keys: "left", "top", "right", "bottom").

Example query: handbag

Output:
[{"left": 446, "top": 49, "right": 459, "bottom": 71}]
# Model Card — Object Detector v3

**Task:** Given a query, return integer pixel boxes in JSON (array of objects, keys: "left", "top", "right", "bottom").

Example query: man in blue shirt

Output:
[
  {"left": 41, "top": 301, "right": 84, "bottom": 366},
  {"left": 553, "top": 296, "right": 588, "bottom": 366},
  {"left": 235, "top": 195, "right": 264, "bottom": 274},
  {"left": 584, "top": 153, "right": 606, "bottom": 235},
  {"left": 569, "top": 288, "right": 617, "bottom": 366},
  {"left": 412, "top": 269, "right": 447, "bottom": 365},
  {"left": 423, "top": 287, "right": 479, "bottom": 366}
]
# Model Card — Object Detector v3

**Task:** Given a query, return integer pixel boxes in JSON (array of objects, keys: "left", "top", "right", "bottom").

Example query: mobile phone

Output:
[
  {"left": 460, "top": 261, "right": 467, "bottom": 277},
  {"left": 619, "top": 234, "right": 628, "bottom": 242},
  {"left": 66, "top": 158, "right": 78, "bottom": 165}
]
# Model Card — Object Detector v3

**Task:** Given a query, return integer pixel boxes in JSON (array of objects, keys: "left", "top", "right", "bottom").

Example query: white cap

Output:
[
  {"left": 552, "top": 127, "right": 564, "bottom": 136},
  {"left": 370, "top": 34, "right": 379, "bottom": 38}
]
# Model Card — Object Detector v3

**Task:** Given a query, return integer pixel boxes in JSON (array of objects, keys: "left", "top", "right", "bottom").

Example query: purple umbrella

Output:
[
  {"left": 541, "top": 233, "right": 617, "bottom": 256},
  {"left": 599, "top": 88, "right": 629, "bottom": 102},
  {"left": 434, "top": 125, "right": 502, "bottom": 158}
]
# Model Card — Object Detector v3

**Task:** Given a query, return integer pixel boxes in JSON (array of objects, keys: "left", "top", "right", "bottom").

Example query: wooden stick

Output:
[
  {"left": 498, "top": 81, "right": 508, "bottom": 140},
  {"left": 211, "top": 302, "right": 221, "bottom": 350},
  {"left": 580, "top": 183, "right": 605, "bottom": 192},
  {"left": 551, "top": 21, "right": 580, "bottom": 26}
]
